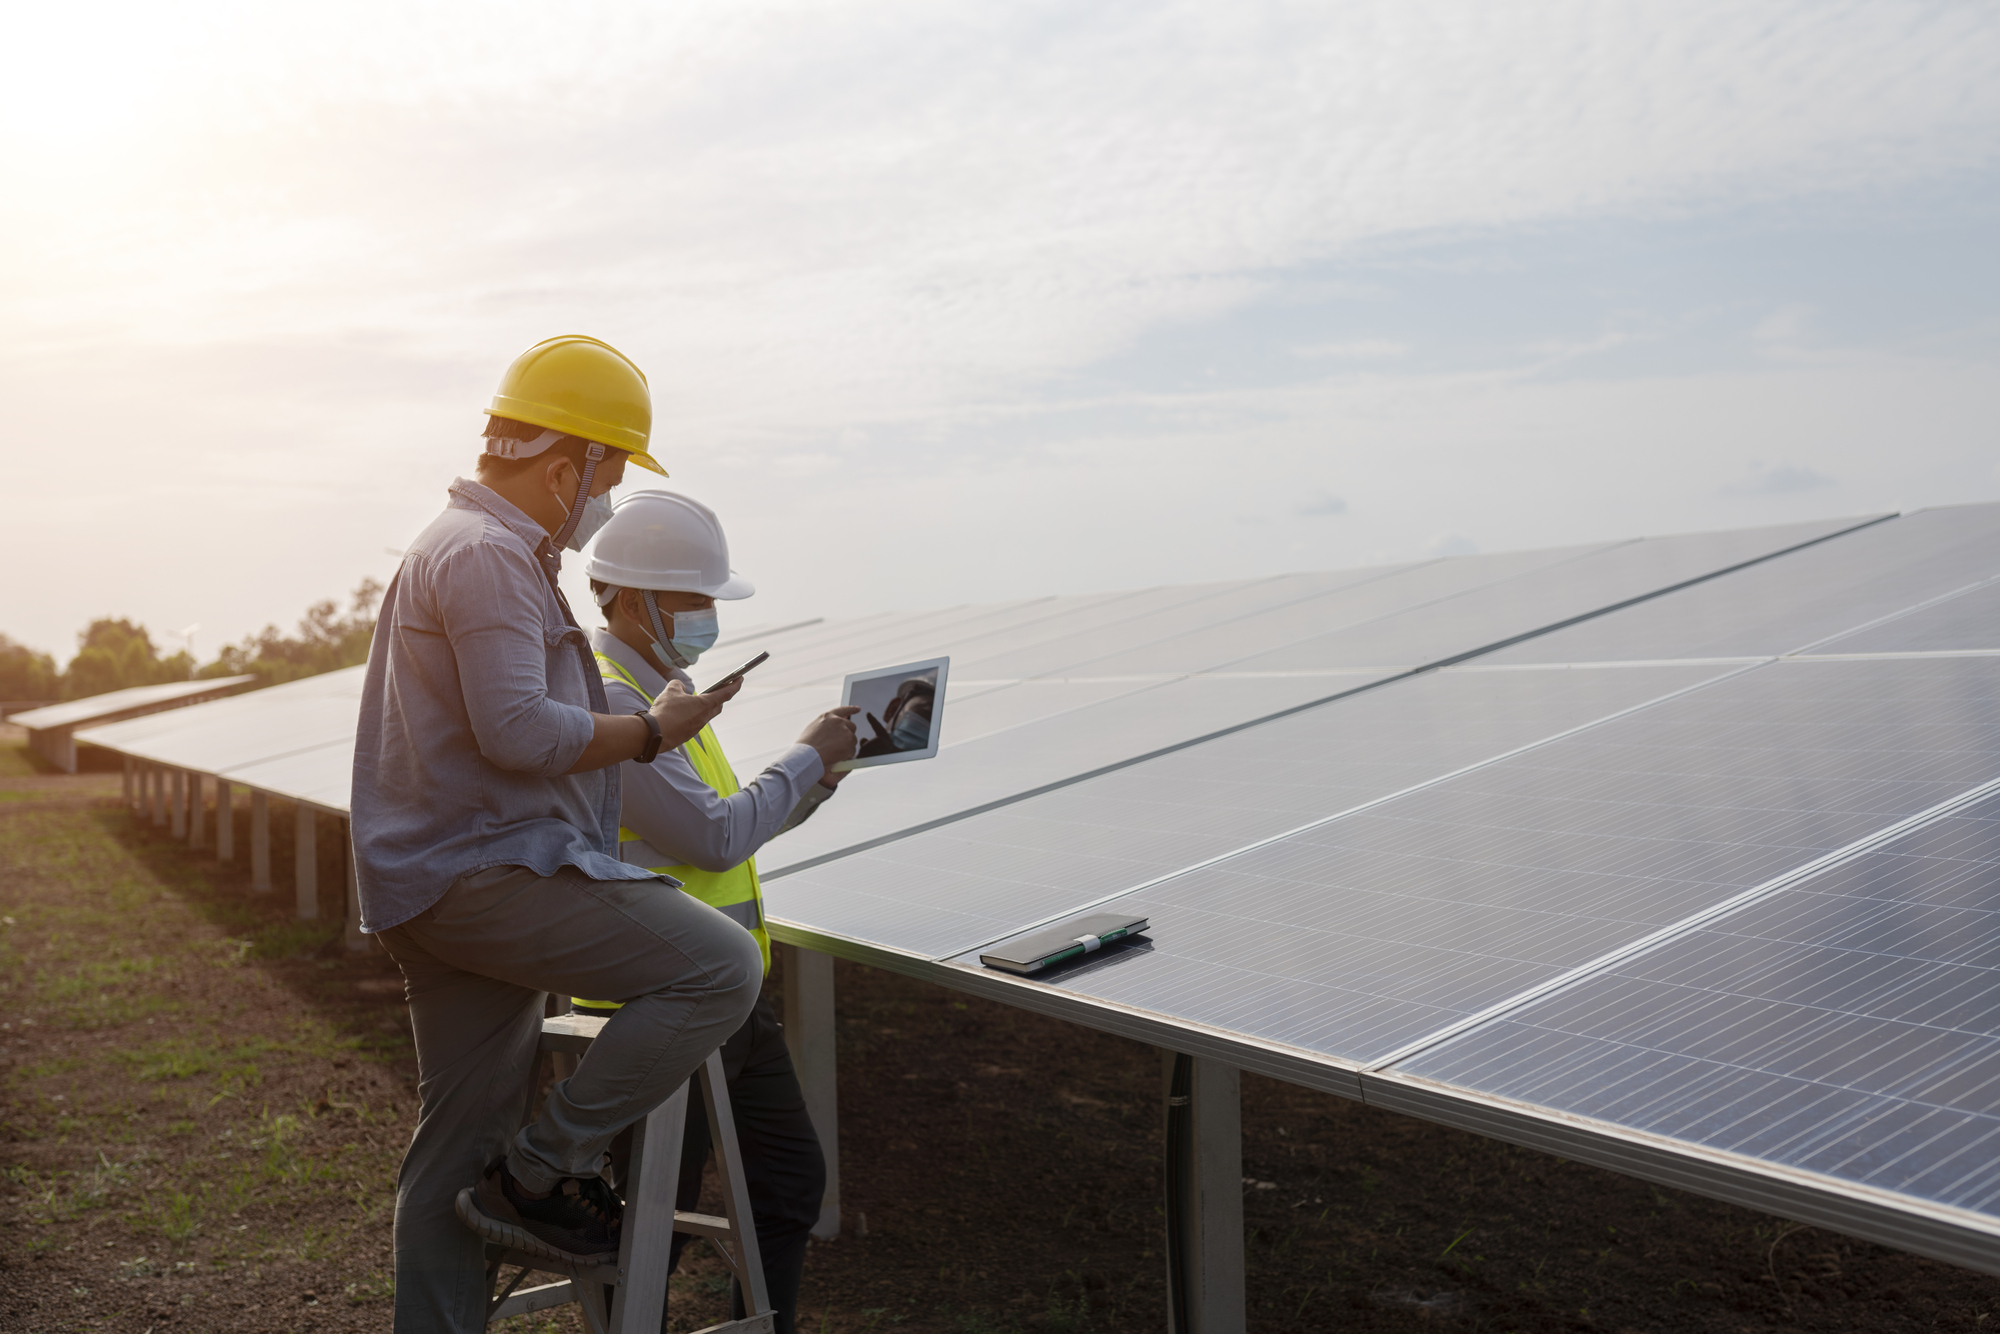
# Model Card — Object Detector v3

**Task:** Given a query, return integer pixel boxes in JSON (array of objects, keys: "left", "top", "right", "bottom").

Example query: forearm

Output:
[
  {"left": 623, "top": 744, "right": 823, "bottom": 870},
  {"left": 563, "top": 713, "right": 651, "bottom": 775}
]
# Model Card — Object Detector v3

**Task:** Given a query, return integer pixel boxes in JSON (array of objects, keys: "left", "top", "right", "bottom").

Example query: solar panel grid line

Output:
[
  {"left": 710, "top": 616, "right": 825, "bottom": 649},
  {"left": 1780, "top": 568, "right": 2000, "bottom": 657},
  {"left": 948, "top": 660, "right": 1774, "bottom": 963},
  {"left": 1359, "top": 1069, "right": 2000, "bottom": 1275},
  {"left": 1363, "top": 769, "right": 2000, "bottom": 1072},
  {"left": 1489, "top": 505, "right": 2000, "bottom": 667},
  {"left": 1452, "top": 658, "right": 1770, "bottom": 672},
  {"left": 1797, "top": 649, "right": 2000, "bottom": 663}
]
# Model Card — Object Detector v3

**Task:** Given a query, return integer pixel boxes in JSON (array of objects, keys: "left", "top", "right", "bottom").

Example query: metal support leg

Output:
[
  {"left": 295, "top": 804, "right": 318, "bottom": 920},
  {"left": 250, "top": 790, "right": 271, "bottom": 892},
  {"left": 343, "top": 820, "right": 368, "bottom": 952},
  {"left": 779, "top": 943, "right": 840, "bottom": 1240},
  {"left": 1164, "top": 1052, "right": 1245, "bottom": 1334},
  {"left": 150, "top": 765, "right": 166, "bottom": 827},
  {"left": 122, "top": 756, "right": 133, "bottom": 807},
  {"left": 606, "top": 1084, "right": 688, "bottom": 1332},
  {"left": 169, "top": 769, "right": 186, "bottom": 839},
  {"left": 61, "top": 732, "right": 76, "bottom": 773},
  {"left": 216, "top": 780, "right": 234, "bottom": 862},
  {"left": 188, "top": 772, "right": 207, "bottom": 850}
]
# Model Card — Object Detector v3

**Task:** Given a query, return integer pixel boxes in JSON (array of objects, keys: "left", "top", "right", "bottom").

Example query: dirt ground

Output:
[{"left": 4, "top": 729, "right": 1999, "bottom": 1333}]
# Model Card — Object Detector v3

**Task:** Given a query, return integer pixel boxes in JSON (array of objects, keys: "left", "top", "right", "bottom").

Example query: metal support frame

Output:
[
  {"left": 480, "top": 1018, "right": 775, "bottom": 1333},
  {"left": 295, "top": 804, "right": 318, "bottom": 920},
  {"left": 1163, "top": 1052, "right": 1244, "bottom": 1334},
  {"left": 342, "top": 820, "right": 368, "bottom": 952},
  {"left": 188, "top": 772, "right": 206, "bottom": 850},
  {"left": 169, "top": 769, "right": 186, "bottom": 839},
  {"left": 216, "top": 780, "right": 234, "bottom": 862},
  {"left": 151, "top": 765, "right": 166, "bottom": 826},
  {"left": 250, "top": 791, "right": 271, "bottom": 892},
  {"left": 122, "top": 756, "right": 133, "bottom": 807},
  {"left": 29, "top": 727, "right": 78, "bottom": 773},
  {"left": 778, "top": 943, "right": 840, "bottom": 1240}
]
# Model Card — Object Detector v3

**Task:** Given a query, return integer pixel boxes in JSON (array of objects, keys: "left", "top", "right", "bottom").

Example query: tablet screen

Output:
[{"left": 834, "top": 656, "right": 949, "bottom": 770}]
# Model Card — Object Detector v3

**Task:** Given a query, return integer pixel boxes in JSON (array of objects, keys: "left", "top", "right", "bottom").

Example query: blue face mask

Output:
[
  {"left": 566, "top": 492, "right": 616, "bottom": 553},
  {"left": 890, "top": 710, "right": 930, "bottom": 751},
  {"left": 665, "top": 607, "right": 719, "bottom": 666}
]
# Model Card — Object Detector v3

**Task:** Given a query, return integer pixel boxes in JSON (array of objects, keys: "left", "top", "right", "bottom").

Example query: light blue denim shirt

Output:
[{"left": 351, "top": 478, "right": 658, "bottom": 932}]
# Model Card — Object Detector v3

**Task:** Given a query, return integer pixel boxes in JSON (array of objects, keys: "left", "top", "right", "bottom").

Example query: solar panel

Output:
[
  {"left": 224, "top": 738, "right": 356, "bottom": 811},
  {"left": 755, "top": 668, "right": 1396, "bottom": 873},
  {"left": 73, "top": 666, "right": 366, "bottom": 775},
  {"left": 1395, "top": 789, "right": 2000, "bottom": 1220},
  {"left": 957, "top": 655, "right": 2000, "bottom": 1067},
  {"left": 1488, "top": 505, "right": 2000, "bottom": 664},
  {"left": 7, "top": 676, "right": 255, "bottom": 732},
  {"left": 740, "top": 519, "right": 1873, "bottom": 867},
  {"left": 1220, "top": 515, "right": 1879, "bottom": 674},
  {"left": 761, "top": 662, "right": 1735, "bottom": 959},
  {"left": 1807, "top": 577, "right": 2000, "bottom": 657}
]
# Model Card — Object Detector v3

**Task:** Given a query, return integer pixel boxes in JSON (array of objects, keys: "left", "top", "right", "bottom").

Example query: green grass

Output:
[{"left": 0, "top": 768, "right": 410, "bottom": 1286}]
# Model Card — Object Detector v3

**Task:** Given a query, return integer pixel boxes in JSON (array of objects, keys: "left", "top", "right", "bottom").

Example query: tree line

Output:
[{"left": 0, "top": 578, "right": 383, "bottom": 702}]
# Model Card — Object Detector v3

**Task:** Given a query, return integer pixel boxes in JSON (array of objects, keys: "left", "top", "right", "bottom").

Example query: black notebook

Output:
[{"left": 979, "top": 914, "right": 1150, "bottom": 975}]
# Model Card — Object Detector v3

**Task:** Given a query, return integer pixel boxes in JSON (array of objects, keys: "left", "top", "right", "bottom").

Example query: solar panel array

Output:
[{"left": 69, "top": 503, "right": 2000, "bottom": 1270}]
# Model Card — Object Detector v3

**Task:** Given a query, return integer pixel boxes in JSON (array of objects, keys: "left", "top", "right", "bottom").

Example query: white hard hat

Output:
[{"left": 583, "top": 490, "right": 756, "bottom": 600}]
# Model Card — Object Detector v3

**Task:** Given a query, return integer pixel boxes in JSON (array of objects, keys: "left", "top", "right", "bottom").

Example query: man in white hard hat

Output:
[
  {"left": 576, "top": 489, "right": 858, "bottom": 1334},
  {"left": 352, "top": 337, "right": 763, "bottom": 1333}
]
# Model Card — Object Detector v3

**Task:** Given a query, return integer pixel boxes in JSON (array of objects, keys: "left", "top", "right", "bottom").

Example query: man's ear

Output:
[{"left": 618, "top": 588, "right": 643, "bottom": 626}]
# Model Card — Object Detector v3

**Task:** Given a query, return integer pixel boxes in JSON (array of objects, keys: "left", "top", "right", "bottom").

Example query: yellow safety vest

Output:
[{"left": 574, "top": 653, "right": 769, "bottom": 1015}]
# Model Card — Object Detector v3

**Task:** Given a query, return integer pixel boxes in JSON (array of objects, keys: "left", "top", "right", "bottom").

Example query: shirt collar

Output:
[
  {"left": 589, "top": 626, "right": 689, "bottom": 698},
  {"left": 449, "top": 477, "right": 555, "bottom": 554}
]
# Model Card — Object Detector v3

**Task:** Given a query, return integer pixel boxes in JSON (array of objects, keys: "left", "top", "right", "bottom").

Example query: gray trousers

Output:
[{"left": 379, "top": 863, "right": 762, "bottom": 1334}]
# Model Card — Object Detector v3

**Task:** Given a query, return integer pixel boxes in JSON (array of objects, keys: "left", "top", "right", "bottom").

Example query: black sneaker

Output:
[{"left": 455, "top": 1155, "right": 622, "bottom": 1265}]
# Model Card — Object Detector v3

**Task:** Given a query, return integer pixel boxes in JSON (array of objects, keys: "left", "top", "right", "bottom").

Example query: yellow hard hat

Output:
[{"left": 487, "top": 335, "right": 667, "bottom": 476}]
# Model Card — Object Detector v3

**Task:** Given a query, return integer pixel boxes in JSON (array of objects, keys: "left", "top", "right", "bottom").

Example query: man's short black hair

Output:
[{"left": 589, "top": 579, "right": 620, "bottom": 625}]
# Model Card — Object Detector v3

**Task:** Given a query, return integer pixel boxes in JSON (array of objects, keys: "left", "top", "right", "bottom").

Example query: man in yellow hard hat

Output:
[{"left": 351, "top": 336, "right": 763, "bottom": 1333}]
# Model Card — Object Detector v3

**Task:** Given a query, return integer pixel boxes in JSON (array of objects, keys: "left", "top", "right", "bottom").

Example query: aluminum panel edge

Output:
[
  {"left": 764, "top": 917, "right": 1365, "bottom": 1101},
  {"left": 1361, "top": 1070, "right": 2000, "bottom": 1276}
]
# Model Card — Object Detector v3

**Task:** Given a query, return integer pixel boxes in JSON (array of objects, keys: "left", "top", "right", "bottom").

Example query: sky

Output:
[{"left": 3, "top": 0, "right": 1997, "bottom": 664}]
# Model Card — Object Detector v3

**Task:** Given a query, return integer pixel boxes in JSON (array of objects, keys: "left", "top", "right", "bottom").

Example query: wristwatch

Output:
[{"left": 633, "top": 709, "right": 663, "bottom": 764}]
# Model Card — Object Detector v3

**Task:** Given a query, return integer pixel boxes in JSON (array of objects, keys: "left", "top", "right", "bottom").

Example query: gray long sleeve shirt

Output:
[
  {"left": 588, "top": 629, "right": 831, "bottom": 872},
  {"left": 351, "top": 479, "right": 659, "bottom": 932}
]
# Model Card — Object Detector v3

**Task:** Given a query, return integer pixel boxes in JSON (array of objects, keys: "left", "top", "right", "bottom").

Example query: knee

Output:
[{"left": 707, "top": 927, "right": 762, "bottom": 1021}]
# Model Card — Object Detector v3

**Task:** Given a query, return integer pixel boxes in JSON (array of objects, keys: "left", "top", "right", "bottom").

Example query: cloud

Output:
[
  {"left": 1296, "top": 491, "right": 1349, "bottom": 517},
  {"left": 1722, "top": 463, "right": 1837, "bottom": 497},
  {"left": 4, "top": 0, "right": 1999, "bottom": 654}
]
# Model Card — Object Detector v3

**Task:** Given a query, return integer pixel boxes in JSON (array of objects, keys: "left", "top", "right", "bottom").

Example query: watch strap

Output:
[{"left": 633, "top": 708, "right": 664, "bottom": 764}]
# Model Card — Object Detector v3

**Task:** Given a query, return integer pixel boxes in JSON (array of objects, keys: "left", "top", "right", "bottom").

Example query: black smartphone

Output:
[{"left": 701, "top": 651, "right": 769, "bottom": 695}]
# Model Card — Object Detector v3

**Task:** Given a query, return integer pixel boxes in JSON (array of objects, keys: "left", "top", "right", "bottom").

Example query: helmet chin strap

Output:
[
  {"left": 641, "top": 589, "right": 691, "bottom": 670},
  {"left": 548, "top": 442, "right": 607, "bottom": 554}
]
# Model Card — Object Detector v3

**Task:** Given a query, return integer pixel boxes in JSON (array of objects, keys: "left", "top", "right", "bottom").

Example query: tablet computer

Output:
[{"left": 832, "top": 656, "right": 949, "bottom": 771}]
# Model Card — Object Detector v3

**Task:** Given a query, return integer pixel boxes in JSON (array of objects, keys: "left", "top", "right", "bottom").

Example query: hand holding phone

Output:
[{"left": 701, "top": 651, "right": 769, "bottom": 695}]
